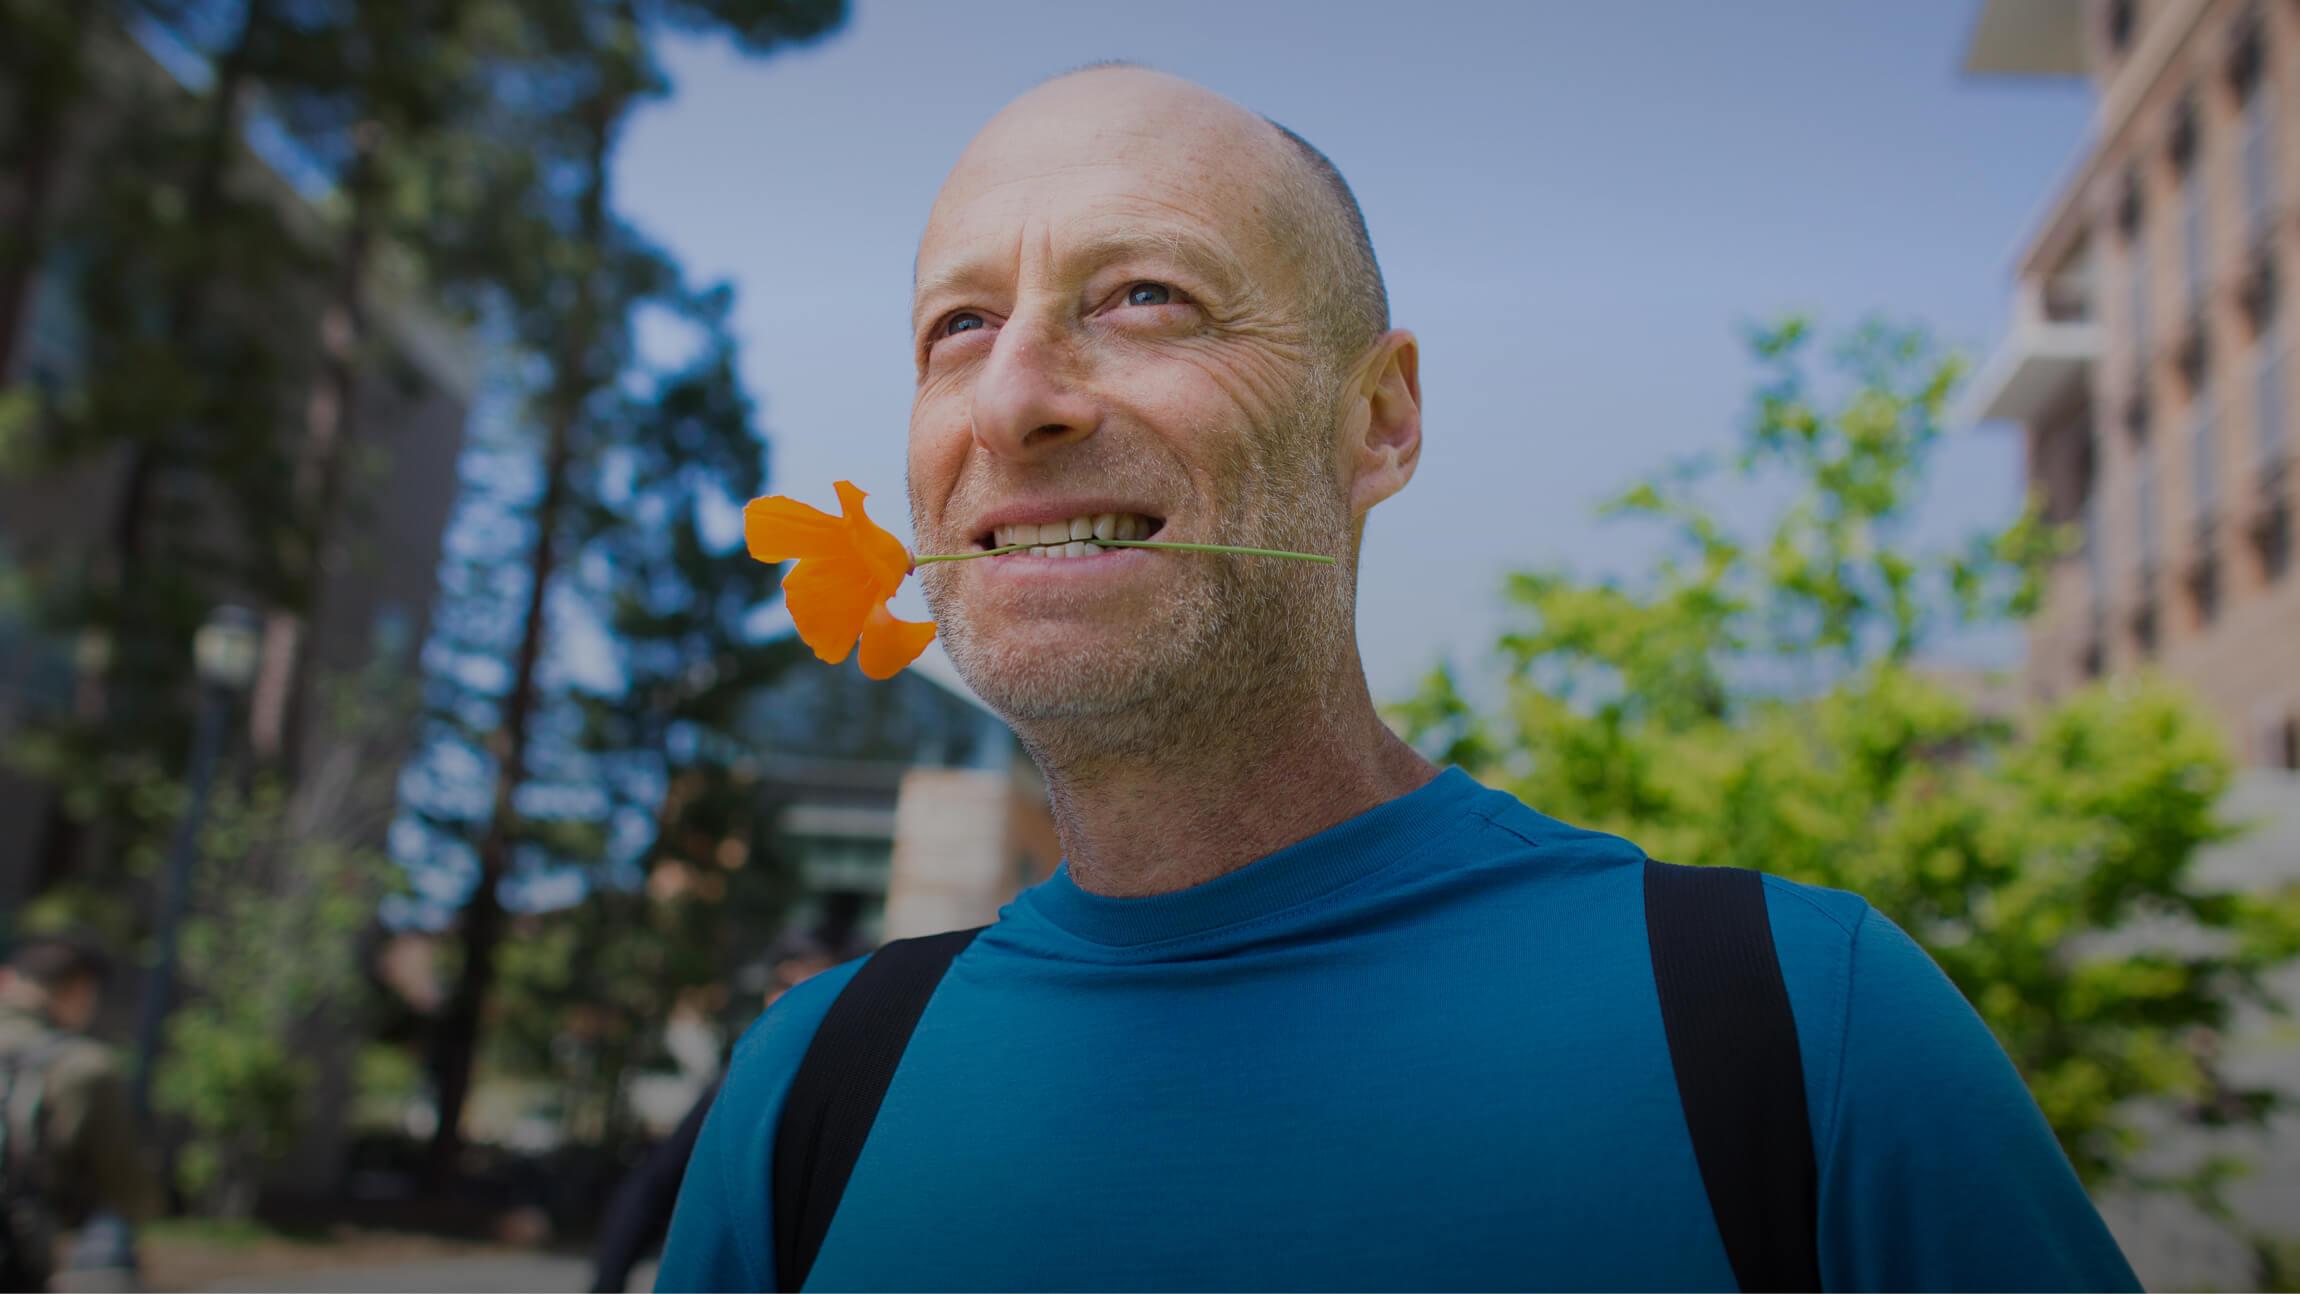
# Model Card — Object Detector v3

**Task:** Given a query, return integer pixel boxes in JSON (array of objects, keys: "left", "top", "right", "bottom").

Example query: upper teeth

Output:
[{"left": 992, "top": 513, "right": 1154, "bottom": 556}]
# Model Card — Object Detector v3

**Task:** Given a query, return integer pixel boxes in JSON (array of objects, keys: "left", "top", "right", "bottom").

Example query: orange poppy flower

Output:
[{"left": 743, "top": 481, "right": 936, "bottom": 680}]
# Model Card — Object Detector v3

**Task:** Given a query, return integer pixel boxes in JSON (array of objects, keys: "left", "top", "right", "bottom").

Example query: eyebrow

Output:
[{"left": 911, "top": 226, "right": 1259, "bottom": 330}]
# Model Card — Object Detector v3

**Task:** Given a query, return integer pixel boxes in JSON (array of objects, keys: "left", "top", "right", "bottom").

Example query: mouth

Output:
[{"left": 975, "top": 511, "right": 1167, "bottom": 559}]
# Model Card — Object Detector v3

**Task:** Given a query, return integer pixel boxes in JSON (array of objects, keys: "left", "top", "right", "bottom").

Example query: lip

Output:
[
  {"left": 966, "top": 498, "right": 1168, "bottom": 547},
  {"left": 972, "top": 543, "right": 1159, "bottom": 580}
]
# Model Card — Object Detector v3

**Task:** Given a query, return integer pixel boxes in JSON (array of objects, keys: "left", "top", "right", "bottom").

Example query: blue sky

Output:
[{"left": 613, "top": 1, "right": 2093, "bottom": 703}]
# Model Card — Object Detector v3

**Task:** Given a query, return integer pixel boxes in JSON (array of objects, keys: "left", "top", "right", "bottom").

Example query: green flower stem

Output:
[
  {"left": 1092, "top": 539, "right": 1334, "bottom": 564},
  {"left": 913, "top": 544, "right": 1031, "bottom": 562},
  {"left": 914, "top": 539, "right": 1334, "bottom": 565}
]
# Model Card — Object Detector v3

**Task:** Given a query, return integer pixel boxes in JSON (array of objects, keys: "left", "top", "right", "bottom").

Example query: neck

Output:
[{"left": 1021, "top": 647, "right": 1437, "bottom": 898}]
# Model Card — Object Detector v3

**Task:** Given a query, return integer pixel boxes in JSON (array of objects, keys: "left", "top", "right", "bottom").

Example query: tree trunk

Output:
[
  {"left": 110, "top": 0, "right": 271, "bottom": 612},
  {"left": 426, "top": 90, "right": 619, "bottom": 1179},
  {"left": 90, "top": 0, "right": 272, "bottom": 767},
  {"left": 249, "top": 123, "right": 381, "bottom": 773}
]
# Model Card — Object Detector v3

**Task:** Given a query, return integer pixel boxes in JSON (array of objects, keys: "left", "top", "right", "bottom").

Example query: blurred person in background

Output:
[
  {"left": 660, "top": 64, "right": 2138, "bottom": 1291},
  {"left": 586, "top": 933, "right": 841, "bottom": 1294},
  {"left": 0, "top": 936, "right": 157, "bottom": 1293}
]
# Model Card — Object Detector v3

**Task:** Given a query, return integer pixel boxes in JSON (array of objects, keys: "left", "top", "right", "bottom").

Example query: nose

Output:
[{"left": 968, "top": 309, "right": 1101, "bottom": 461}]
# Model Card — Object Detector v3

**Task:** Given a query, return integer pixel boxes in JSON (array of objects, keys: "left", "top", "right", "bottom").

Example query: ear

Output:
[{"left": 1340, "top": 330, "right": 1422, "bottom": 517}]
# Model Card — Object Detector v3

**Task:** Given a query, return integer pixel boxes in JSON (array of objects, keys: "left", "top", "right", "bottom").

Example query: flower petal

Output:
[
  {"left": 833, "top": 480, "right": 914, "bottom": 595},
  {"left": 781, "top": 557, "right": 874, "bottom": 666},
  {"left": 746, "top": 483, "right": 931, "bottom": 681},
  {"left": 745, "top": 494, "right": 850, "bottom": 563},
  {"left": 857, "top": 602, "right": 937, "bottom": 680}
]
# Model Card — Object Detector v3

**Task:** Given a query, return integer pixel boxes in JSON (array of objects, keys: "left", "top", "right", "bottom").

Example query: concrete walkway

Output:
[{"left": 192, "top": 1254, "right": 659, "bottom": 1292}]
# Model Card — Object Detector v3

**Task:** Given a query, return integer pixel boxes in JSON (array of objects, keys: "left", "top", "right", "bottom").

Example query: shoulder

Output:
[
  {"left": 1748, "top": 879, "right": 2037, "bottom": 1157},
  {"left": 1758, "top": 874, "right": 1876, "bottom": 1027},
  {"left": 1770, "top": 889, "right": 2140, "bottom": 1288},
  {"left": 10, "top": 1031, "right": 118, "bottom": 1090},
  {"left": 664, "top": 957, "right": 869, "bottom": 1292},
  {"left": 1758, "top": 872, "right": 1872, "bottom": 943},
  {"left": 1745, "top": 875, "right": 1875, "bottom": 1155},
  {"left": 1451, "top": 778, "right": 1652, "bottom": 875},
  {"left": 1451, "top": 780, "right": 1880, "bottom": 957},
  {"left": 1, "top": 1032, "right": 123, "bottom": 1139},
  {"left": 717, "top": 956, "right": 870, "bottom": 1126},
  {"left": 1756, "top": 877, "right": 1990, "bottom": 1051}
]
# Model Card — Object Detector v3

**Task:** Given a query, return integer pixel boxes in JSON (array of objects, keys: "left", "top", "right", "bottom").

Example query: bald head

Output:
[
  {"left": 906, "top": 62, "right": 1424, "bottom": 747},
  {"left": 1257, "top": 116, "right": 1389, "bottom": 372},
  {"left": 931, "top": 64, "right": 1388, "bottom": 377}
]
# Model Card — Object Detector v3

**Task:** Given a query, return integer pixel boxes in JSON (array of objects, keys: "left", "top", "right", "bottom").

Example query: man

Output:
[
  {"left": 659, "top": 65, "right": 2138, "bottom": 1291},
  {"left": 0, "top": 936, "right": 157, "bottom": 1292}
]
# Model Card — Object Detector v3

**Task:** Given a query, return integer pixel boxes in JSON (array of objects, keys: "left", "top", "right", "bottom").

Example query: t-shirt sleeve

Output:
[
  {"left": 655, "top": 1086, "right": 761, "bottom": 1293},
  {"left": 1816, "top": 909, "right": 2141, "bottom": 1292},
  {"left": 656, "top": 959, "right": 867, "bottom": 1294}
]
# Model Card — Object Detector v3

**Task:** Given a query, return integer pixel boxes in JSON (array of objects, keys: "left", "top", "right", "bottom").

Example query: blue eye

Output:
[
  {"left": 944, "top": 312, "right": 986, "bottom": 337},
  {"left": 1125, "top": 282, "right": 1172, "bottom": 307}
]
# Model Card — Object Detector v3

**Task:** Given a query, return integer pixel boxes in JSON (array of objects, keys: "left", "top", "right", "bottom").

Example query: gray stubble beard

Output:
[{"left": 919, "top": 372, "right": 1357, "bottom": 777}]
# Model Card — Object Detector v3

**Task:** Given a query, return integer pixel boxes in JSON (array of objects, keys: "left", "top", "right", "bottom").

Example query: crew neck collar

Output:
[{"left": 1016, "top": 766, "right": 1483, "bottom": 949}]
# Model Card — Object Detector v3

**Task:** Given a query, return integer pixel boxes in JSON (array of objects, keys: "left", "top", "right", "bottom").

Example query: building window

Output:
[
  {"left": 2124, "top": 169, "right": 2151, "bottom": 363},
  {"left": 2263, "top": 500, "right": 2294, "bottom": 581},
  {"left": 2107, "top": 0, "right": 2137, "bottom": 54},
  {"left": 372, "top": 603, "right": 413, "bottom": 663},
  {"left": 2178, "top": 318, "right": 2211, "bottom": 395},
  {"left": 2130, "top": 236, "right": 2153, "bottom": 364},
  {"left": 2191, "top": 384, "right": 2219, "bottom": 519},
  {"left": 2261, "top": 327, "right": 2290, "bottom": 472},
  {"left": 2242, "top": 81, "right": 2276, "bottom": 240},
  {"left": 21, "top": 245, "right": 89, "bottom": 389},
  {"left": 790, "top": 834, "right": 891, "bottom": 892},
  {"left": 2181, "top": 163, "right": 2208, "bottom": 315},
  {"left": 2083, "top": 485, "right": 2110, "bottom": 606},
  {"left": 2275, "top": 714, "right": 2300, "bottom": 770},
  {"left": 2041, "top": 411, "right": 2096, "bottom": 523},
  {"left": 2171, "top": 92, "right": 2200, "bottom": 169},
  {"left": 2138, "top": 454, "right": 2160, "bottom": 571},
  {"left": 2242, "top": 245, "right": 2279, "bottom": 331}
]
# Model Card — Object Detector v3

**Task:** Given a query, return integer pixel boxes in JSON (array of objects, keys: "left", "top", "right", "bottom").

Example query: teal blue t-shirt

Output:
[{"left": 658, "top": 768, "right": 2137, "bottom": 1291}]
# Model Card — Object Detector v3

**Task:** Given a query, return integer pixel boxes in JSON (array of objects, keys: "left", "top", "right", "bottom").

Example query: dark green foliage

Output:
[
  {"left": 1398, "top": 319, "right": 2300, "bottom": 1271},
  {"left": 1, "top": 0, "right": 849, "bottom": 1201}
]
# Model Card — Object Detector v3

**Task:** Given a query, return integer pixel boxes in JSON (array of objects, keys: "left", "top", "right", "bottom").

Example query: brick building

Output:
[
  {"left": 1965, "top": 0, "right": 2299, "bottom": 767},
  {"left": 1969, "top": 10, "right": 2300, "bottom": 1281}
]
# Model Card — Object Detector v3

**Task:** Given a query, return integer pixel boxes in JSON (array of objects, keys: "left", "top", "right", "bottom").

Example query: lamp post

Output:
[{"left": 132, "top": 604, "right": 261, "bottom": 1123}]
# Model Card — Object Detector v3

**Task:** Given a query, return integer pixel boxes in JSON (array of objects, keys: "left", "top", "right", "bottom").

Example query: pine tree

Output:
[{"left": 400, "top": 0, "right": 845, "bottom": 1172}]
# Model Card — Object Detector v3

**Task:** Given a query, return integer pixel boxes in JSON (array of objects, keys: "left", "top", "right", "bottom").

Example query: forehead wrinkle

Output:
[
  {"left": 914, "top": 83, "right": 1314, "bottom": 329},
  {"left": 912, "top": 210, "right": 1022, "bottom": 326},
  {"left": 913, "top": 216, "right": 1270, "bottom": 327},
  {"left": 1066, "top": 224, "right": 1260, "bottom": 304}
]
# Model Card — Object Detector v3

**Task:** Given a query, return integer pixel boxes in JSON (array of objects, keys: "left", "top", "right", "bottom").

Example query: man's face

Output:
[
  {"left": 49, "top": 976, "right": 99, "bottom": 1032},
  {"left": 907, "top": 72, "right": 1353, "bottom": 732}
]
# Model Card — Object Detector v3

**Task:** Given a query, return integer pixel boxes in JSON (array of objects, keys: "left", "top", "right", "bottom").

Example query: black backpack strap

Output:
[
  {"left": 772, "top": 926, "right": 984, "bottom": 1291},
  {"left": 1643, "top": 859, "right": 1821, "bottom": 1293}
]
